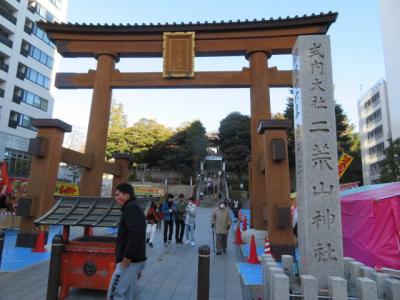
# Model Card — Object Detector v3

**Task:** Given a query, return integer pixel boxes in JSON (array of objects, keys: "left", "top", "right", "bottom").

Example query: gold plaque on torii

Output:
[{"left": 163, "top": 32, "right": 195, "bottom": 78}]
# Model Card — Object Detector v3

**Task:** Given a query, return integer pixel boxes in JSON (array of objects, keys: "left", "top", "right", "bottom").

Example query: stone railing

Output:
[{"left": 261, "top": 255, "right": 400, "bottom": 300}]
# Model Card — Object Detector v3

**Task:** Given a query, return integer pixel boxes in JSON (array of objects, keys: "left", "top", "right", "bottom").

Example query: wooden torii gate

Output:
[{"left": 22, "top": 13, "right": 337, "bottom": 256}]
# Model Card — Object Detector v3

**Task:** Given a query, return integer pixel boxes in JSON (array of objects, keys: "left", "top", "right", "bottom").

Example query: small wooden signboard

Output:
[{"left": 163, "top": 32, "right": 195, "bottom": 78}]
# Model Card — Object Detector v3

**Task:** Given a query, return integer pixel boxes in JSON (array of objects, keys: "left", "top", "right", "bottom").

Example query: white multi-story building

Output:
[
  {"left": 358, "top": 79, "right": 392, "bottom": 185},
  {"left": 379, "top": 0, "right": 400, "bottom": 140},
  {"left": 0, "top": 0, "right": 68, "bottom": 178}
]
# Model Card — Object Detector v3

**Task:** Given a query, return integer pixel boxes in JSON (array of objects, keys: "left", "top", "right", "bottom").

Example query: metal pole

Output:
[
  {"left": 197, "top": 245, "right": 210, "bottom": 300},
  {"left": 0, "top": 230, "right": 4, "bottom": 267},
  {"left": 47, "top": 234, "right": 64, "bottom": 300},
  {"left": 212, "top": 228, "right": 215, "bottom": 253}
]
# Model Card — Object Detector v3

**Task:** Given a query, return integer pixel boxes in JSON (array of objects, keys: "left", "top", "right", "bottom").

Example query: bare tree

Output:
[
  {"left": 62, "top": 126, "right": 86, "bottom": 183},
  {"left": 63, "top": 126, "right": 86, "bottom": 152}
]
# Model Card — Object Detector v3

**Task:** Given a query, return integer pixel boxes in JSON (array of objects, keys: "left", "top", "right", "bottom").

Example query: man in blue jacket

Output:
[
  {"left": 162, "top": 193, "right": 176, "bottom": 247},
  {"left": 107, "top": 183, "right": 146, "bottom": 300}
]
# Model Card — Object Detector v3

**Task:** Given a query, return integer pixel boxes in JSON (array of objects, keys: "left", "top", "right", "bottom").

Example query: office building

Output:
[
  {"left": 0, "top": 0, "right": 68, "bottom": 178},
  {"left": 358, "top": 79, "right": 392, "bottom": 185},
  {"left": 379, "top": 0, "right": 400, "bottom": 139}
]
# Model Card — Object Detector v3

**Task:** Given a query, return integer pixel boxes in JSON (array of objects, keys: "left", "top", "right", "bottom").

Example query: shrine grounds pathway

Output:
[{"left": 0, "top": 207, "right": 245, "bottom": 300}]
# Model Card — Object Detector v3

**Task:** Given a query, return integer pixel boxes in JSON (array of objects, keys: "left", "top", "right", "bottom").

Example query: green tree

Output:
[
  {"left": 109, "top": 100, "right": 127, "bottom": 132},
  {"left": 106, "top": 101, "right": 129, "bottom": 158},
  {"left": 283, "top": 97, "right": 295, "bottom": 168},
  {"left": 183, "top": 121, "right": 208, "bottom": 172},
  {"left": 124, "top": 118, "right": 173, "bottom": 164},
  {"left": 284, "top": 97, "right": 354, "bottom": 162},
  {"left": 218, "top": 112, "right": 251, "bottom": 182},
  {"left": 162, "top": 121, "right": 208, "bottom": 176},
  {"left": 335, "top": 104, "right": 353, "bottom": 155},
  {"left": 340, "top": 133, "right": 363, "bottom": 184},
  {"left": 380, "top": 138, "right": 400, "bottom": 182},
  {"left": 283, "top": 97, "right": 361, "bottom": 183}
]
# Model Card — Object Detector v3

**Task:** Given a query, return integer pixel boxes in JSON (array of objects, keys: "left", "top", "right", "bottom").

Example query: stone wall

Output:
[{"left": 262, "top": 254, "right": 400, "bottom": 300}]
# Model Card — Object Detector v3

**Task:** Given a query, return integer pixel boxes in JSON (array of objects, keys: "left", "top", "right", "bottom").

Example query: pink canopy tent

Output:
[{"left": 341, "top": 182, "right": 400, "bottom": 269}]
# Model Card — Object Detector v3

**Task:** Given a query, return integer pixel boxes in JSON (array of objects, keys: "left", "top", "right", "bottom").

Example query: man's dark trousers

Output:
[
  {"left": 175, "top": 220, "right": 185, "bottom": 243},
  {"left": 164, "top": 220, "right": 174, "bottom": 243}
]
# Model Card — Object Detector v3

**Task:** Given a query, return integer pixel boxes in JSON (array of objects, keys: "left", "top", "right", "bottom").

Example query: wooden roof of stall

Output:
[
  {"left": 38, "top": 12, "right": 337, "bottom": 58},
  {"left": 34, "top": 197, "right": 121, "bottom": 227}
]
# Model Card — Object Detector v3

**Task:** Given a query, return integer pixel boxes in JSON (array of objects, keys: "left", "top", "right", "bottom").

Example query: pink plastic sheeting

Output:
[{"left": 341, "top": 182, "right": 400, "bottom": 269}]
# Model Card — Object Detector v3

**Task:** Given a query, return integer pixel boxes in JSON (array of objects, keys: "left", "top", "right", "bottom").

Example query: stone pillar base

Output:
[{"left": 270, "top": 244, "right": 296, "bottom": 262}]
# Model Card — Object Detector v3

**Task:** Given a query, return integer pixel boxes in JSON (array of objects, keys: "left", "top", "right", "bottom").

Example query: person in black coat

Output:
[{"left": 107, "top": 183, "right": 147, "bottom": 300}]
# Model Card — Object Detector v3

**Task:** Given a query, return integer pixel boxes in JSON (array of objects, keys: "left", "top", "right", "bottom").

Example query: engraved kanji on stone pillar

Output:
[{"left": 293, "top": 35, "right": 344, "bottom": 288}]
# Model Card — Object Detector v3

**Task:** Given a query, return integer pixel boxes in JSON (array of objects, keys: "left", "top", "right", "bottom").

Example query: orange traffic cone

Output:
[
  {"left": 32, "top": 228, "right": 46, "bottom": 253},
  {"left": 247, "top": 234, "right": 260, "bottom": 264},
  {"left": 242, "top": 216, "right": 248, "bottom": 231},
  {"left": 264, "top": 237, "right": 271, "bottom": 255},
  {"left": 234, "top": 224, "right": 243, "bottom": 245}
]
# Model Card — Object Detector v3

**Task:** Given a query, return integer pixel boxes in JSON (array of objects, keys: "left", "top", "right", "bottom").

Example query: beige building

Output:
[{"left": 358, "top": 79, "right": 392, "bottom": 185}]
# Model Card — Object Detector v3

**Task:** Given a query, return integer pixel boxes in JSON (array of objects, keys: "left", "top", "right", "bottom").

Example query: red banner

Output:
[{"left": 0, "top": 162, "right": 12, "bottom": 194}]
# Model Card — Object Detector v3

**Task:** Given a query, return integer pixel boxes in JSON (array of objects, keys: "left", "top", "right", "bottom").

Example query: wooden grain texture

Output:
[
  {"left": 79, "top": 54, "right": 116, "bottom": 196},
  {"left": 262, "top": 129, "right": 295, "bottom": 247},
  {"left": 61, "top": 148, "right": 93, "bottom": 169},
  {"left": 248, "top": 51, "right": 270, "bottom": 230},
  {"left": 20, "top": 127, "right": 66, "bottom": 232},
  {"left": 41, "top": 15, "right": 336, "bottom": 57},
  {"left": 111, "top": 158, "right": 130, "bottom": 196},
  {"left": 55, "top": 69, "right": 292, "bottom": 89}
]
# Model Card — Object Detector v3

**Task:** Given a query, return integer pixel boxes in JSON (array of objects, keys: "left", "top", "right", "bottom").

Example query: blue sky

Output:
[{"left": 53, "top": 0, "right": 385, "bottom": 133}]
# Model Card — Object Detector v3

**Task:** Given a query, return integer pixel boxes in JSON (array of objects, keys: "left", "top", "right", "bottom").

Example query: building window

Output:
[
  {"left": 8, "top": 110, "right": 19, "bottom": 128},
  {"left": 366, "top": 109, "right": 382, "bottom": 126},
  {"left": 4, "top": 148, "right": 32, "bottom": 178},
  {"left": 27, "top": 0, "right": 55, "bottom": 22},
  {"left": 364, "top": 92, "right": 381, "bottom": 110},
  {"left": 17, "top": 63, "right": 51, "bottom": 90},
  {"left": 24, "top": 17, "right": 33, "bottom": 35},
  {"left": 8, "top": 110, "right": 37, "bottom": 131},
  {"left": 25, "top": 41, "right": 54, "bottom": 69},
  {"left": 0, "top": 56, "right": 9, "bottom": 73},
  {"left": 31, "top": 22, "right": 56, "bottom": 48},
  {"left": 370, "top": 161, "right": 384, "bottom": 176},
  {"left": 13, "top": 86, "right": 49, "bottom": 111},
  {"left": 48, "top": 0, "right": 62, "bottom": 9},
  {"left": 0, "top": 1, "right": 17, "bottom": 25},
  {"left": 368, "top": 142, "right": 385, "bottom": 156},
  {"left": 367, "top": 125, "right": 383, "bottom": 140}
]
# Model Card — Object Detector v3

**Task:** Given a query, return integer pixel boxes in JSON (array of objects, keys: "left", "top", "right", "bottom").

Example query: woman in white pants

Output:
[
  {"left": 185, "top": 197, "right": 197, "bottom": 246},
  {"left": 146, "top": 201, "right": 161, "bottom": 247}
]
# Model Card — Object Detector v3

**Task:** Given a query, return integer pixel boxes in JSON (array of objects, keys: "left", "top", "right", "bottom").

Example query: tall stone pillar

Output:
[
  {"left": 293, "top": 35, "right": 344, "bottom": 287},
  {"left": 17, "top": 119, "right": 71, "bottom": 247},
  {"left": 80, "top": 53, "right": 117, "bottom": 196},
  {"left": 246, "top": 50, "right": 271, "bottom": 229}
]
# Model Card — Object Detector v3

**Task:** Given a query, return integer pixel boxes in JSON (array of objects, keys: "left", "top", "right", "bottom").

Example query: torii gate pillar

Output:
[
  {"left": 79, "top": 53, "right": 117, "bottom": 196},
  {"left": 246, "top": 50, "right": 271, "bottom": 229}
]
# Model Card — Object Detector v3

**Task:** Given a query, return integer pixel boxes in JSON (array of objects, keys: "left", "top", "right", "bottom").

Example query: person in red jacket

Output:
[{"left": 146, "top": 201, "right": 161, "bottom": 248}]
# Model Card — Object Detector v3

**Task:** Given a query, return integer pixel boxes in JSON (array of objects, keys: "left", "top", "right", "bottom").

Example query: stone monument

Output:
[{"left": 293, "top": 35, "right": 344, "bottom": 288}]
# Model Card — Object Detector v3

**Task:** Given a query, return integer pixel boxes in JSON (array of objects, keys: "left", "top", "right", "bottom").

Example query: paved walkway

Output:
[{"left": 0, "top": 207, "right": 244, "bottom": 300}]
